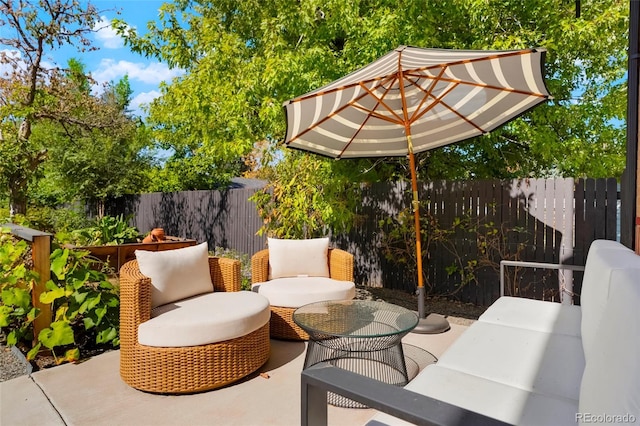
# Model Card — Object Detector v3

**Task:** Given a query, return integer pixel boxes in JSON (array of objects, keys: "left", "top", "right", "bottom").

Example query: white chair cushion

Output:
[
  {"left": 267, "top": 237, "right": 330, "bottom": 279},
  {"left": 478, "top": 296, "right": 581, "bottom": 337},
  {"left": 580, "top": 240, "right": 640, "bottom": 361},
  {"left": 436, "top": 321, "right": 585, "bottom": 401},
  {"left": 366, "top": 365, "right": 580, "bottom": 426},
  {"left": 251, "top": 277, "right": 355, "bottom": 308},
  {"left": 138, "top": 291, "right": 270, "bottom": 347},
  {"left": 579, "top": 268, "right": 640, "bottom": 421},
  {"left": 135, "top": 242, "right": 213, "bottom": 309}
]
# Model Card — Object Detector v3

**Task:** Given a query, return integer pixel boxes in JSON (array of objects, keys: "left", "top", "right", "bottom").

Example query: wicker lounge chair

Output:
[
  {"left": 251, "top": 242, "right": 355, "bottom": 340},
  {"left": 120, "top": 255, "right": 270, "bottom": 394}
]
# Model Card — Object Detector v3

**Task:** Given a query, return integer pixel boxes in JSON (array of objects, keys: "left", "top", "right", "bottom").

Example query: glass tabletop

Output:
[{"left": 293, "top": 300, "right": 419, "bottom": 338}]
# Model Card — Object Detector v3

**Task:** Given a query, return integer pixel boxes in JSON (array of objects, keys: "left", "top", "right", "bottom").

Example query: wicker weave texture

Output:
[
  {"left": 270, "top": 306, "right": 309, "bottom": 340},
  {"left": 250, "top": 247, "right": 354, "bottom": 340},
  {"left": 119, "top": 257, "right": 270, "bottom": 394}
]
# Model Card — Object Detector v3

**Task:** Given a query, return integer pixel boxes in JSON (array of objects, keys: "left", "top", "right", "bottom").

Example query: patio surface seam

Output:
[{"left": 30, "top": 374, "right": 67, "bottom": 425}]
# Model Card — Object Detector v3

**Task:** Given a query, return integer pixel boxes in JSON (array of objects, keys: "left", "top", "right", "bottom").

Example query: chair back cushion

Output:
[
  {"left": 267, "top": 237, "right": 330, "bottom": 279},
  {"left": 136, "top": 242, "right": 213, "bottom": 308}
]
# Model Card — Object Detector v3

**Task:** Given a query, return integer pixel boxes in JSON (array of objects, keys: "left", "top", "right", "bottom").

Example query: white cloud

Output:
[
  {"left": 131, "top": 90, "right": 161, "bottom": 113},
  {"left": 91, "top": 58, "right": 183, "bottom": 85},
  {"left": 93, "top": 16, "right": 127, "bottom": 49}
]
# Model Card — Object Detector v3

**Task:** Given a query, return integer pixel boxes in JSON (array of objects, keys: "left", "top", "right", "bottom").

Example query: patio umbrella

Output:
[{"left": 283, "top": 45, "right": 551, "bottom": 333}]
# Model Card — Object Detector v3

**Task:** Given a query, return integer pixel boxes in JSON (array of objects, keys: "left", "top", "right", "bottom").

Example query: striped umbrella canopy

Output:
[{"left": 283, "top": 46, "right": 551, "bottom": 331}]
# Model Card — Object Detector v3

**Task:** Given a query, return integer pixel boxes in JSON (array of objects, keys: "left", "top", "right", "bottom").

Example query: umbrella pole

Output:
[
  {"left": 407, "top": 148, "right": 425, "bottom": 313},
  {"left": 407, "top": 140, "right": 450, "bottom": 334}
]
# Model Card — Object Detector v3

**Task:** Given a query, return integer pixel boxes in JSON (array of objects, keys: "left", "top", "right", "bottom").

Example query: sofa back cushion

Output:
[
  {"left": 267, "top": 237, "right": 330, "bottom": 279},
  {"left": 580, "top": 240, "right": 639, "bottom": 361},
  {"left": 578, "top": 268, "right": 640, "bottom": 421},
  {"left": 135, "top": 242, "right": 213, "bottom": 308}
]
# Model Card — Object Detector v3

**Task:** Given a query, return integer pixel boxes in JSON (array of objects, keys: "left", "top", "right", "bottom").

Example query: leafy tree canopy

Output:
[
  {"left": 0, "top": 1, "right": 153, "bottom": 216},
  {"left": 119, "top": 0, "right": 627, "bottom": 182},
  {"left": 33, "top": 66, "right": 153, "bottom": 214},
  {"left": 117, "top": 0, "right": 627, "bottom": 235}
]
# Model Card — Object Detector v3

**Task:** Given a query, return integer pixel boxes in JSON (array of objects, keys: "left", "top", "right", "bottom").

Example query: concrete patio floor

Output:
[{"left": 0, "top": 323, "right": 468, "bottom": 426}]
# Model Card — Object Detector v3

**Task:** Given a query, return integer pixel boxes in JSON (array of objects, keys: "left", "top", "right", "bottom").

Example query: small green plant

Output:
[
  {"left": 69, "top": 214, "right": 139, "bottom": 246},
  {"left": 380, "top": 207, "right": 456, "bottom": 294},
  {"left": 211, "top": 247, "right": 251, "bottom": 290},
  {"left": 31, "top": 247, "right": 120, "bottom": 364},
  {"left": 380, "top": 202, "right": 530, "bottom": 297},
  {"left": 0, "top": 228, "right": 39, "bottom": 346},
  {"left": 0, "top": 226, "right": 120, "bottom": 365}
]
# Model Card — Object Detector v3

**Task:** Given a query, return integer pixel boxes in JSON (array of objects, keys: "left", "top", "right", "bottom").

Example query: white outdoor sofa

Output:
[{"left": 302, "top": 239, "right": 640, "bottom": 425}]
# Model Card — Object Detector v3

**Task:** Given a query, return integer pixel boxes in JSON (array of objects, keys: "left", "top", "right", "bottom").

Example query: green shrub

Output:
[
  {"left": 47, "top": 207, "right": 93, "bottom": 234},
  {"left": 0, "top": 206, "right": 92, "bottom": 235},
  {"left": 31, "top": 246, "right": 120, "bottom": 364},
  {"left": 0, "top": 228, "right": 39, "bottom": 346},
  {"left": 67, "top": 214, "right": 139, "bottom": 246},
  {"left": 0, "top": 227, "right": 120, "bottom": 365}
]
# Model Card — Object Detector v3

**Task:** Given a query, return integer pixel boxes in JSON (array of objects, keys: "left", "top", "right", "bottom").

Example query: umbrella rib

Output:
[
  {"left": 405, "top": 66, "right": 448, "bottom": 123},
  {"left": 407, "top": 75, "right": 462, "bottom": 125},
  {"left": 437, "top": 98, "right": 488, "bottom": 133},
  {"left": 290, "top": 74, "right": 399, "bottom": 103},
  {"left": 417, "top": 74, "right": 548, "bottom": 98},
  {"left": 286, "top": 75, "right": 401, "bottom": 145},
  {"left": 409, "top": 79, "right": 488, "bottom": 132},
  {"left": 337, "top": 77, "right": 397, "bottom": 157},
  {"left": 356, "top": 78, "right": 405, "bottom": 123}
]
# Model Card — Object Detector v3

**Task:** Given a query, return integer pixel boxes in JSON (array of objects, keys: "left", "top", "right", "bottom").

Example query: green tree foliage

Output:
[
  {"left": 0, "top": 0, "right": 152, "bottom": 216},
  {"left": 251, "top": 149, "right": 370, "bottom": 238},
  {"left": 117, "top": 0, "right": 627, "bottom": 235},
  {"left": 0, "top": 0, "right": 102, "bottom": 215},
  {"left": 35, "top": 63, "right": 152, "bottom": 215}
]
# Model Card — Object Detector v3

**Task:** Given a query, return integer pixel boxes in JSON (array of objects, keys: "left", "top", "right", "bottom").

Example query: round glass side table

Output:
[{"left": 294, "top": 300, "right": 433, "bottom": 408}]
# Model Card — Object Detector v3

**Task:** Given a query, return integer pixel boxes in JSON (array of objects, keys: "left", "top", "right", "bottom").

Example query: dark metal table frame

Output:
[{"left": 293, "top": 300, "right": 419, "bottom": 408}]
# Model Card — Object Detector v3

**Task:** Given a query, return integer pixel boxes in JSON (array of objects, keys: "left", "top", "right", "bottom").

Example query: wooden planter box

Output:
[{"left": 67, "top": 237, "right": 198, "bottom": 272}]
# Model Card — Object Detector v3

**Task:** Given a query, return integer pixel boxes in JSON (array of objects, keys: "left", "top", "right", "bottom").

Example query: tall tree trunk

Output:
[{"left": 9, "top": 189, "right": 27, "bottom": 217}]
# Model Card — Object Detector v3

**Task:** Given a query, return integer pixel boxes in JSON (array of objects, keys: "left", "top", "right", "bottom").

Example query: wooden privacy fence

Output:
[
  {"left": 107, "top": 177, "right": 619, "bottom": 307},
  {"left": 106, "top": 188, "right": 267, "bottom": 255},
  {"left": 340, "top": 178, "right": 619, "bottom": 306}
]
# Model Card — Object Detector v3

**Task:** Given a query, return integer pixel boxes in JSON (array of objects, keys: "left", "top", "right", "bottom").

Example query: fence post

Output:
[
  {"left": 4, "top": 224, "right": 53, "bottom": 341},
  {"left": 31, "top": 233, "right": 52, "bottom": 339}
]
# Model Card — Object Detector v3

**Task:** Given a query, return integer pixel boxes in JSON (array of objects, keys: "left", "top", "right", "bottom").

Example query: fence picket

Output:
[{"left": 107, "top": 178, "right": 620, "bottom": 306}]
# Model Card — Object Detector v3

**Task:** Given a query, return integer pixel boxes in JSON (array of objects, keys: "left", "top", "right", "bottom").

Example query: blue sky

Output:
[{"left": 50, "top": 0, "right": 182, "bottom": 116}]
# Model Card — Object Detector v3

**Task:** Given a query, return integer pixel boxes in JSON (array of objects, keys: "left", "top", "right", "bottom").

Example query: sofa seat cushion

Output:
[
  {"left": 367, "top": 365, "right": 580, "bottom": 426},
  {"left": 478, "top": 296, "right": 581, "bottom": 337},
  {"left": 436, "top": 321, "right": 585, "bottom": 401},
  {"left": 138, "top": 291, "right": 271, "bottom": 347},
  {"left": 251, "top": 277, "right": 355, "bottom": 308}
]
